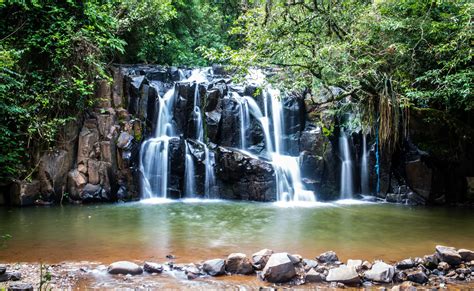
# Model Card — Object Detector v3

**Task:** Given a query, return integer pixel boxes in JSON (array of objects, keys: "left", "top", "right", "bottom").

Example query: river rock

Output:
[
  {"left": 225, "top": 253, "right": 253, "bottom": 275},
  {"left": 396, "top": 258, "right": 416, "bottom": 270},
  {"left": 203, "top": 259, "right": 225, "bottom": 276},
  {"left": 436, "top": 245, "right": 462, "bottom": 265},
  {"left": 0, "top": 265, "right": 5, "bottom": 275},
  {"left": 261, "top": 252, "right": 297, "bottom": 283},
  {"left": 303, "top": 259, "right": 318, "bottom": 270},
  {"left": 251, "top": 249, "right": 273, "bottom": 270},
  {"left": 458, "top": 249, "right": 474, "bottom": 261},
  {"left": 326, "top": 265, "right": 360, "bottom": 284},
  {"left": 143, "top": 262, "right": 163, "bottom": 273},
  {"left": 8, "top": 272, "right": 21, "bottom": 281},
  {"left": 305, "top": 268, "right": 325, "bottom": 283},
  {"left": 423, "top": 254, "right": 439, "bottom": 269},
  {"left": 364, "top": 262, "right": 395, "bottom": 283},
  {"left": 438, "top": 261, "right": 450, "bottom": 271},
  {"left": 107, "top": 261, "right": 143, "bottom": 275},
  {"left": 406, "top": 270, "right": 428, "bottom": 284},
  {"left": 7, "top": 283, "right": 34, "bottom": 291},
  {"left": 0, "top": 273, "right": 8, "bottom": 282},
  {"left": 347, "top": 259, "right": 363, "bottom": 270},
  {"left": 317, "top": 251, "right": 339, "bottom": 263}
]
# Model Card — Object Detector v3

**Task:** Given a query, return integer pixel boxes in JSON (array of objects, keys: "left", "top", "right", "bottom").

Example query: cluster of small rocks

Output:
[
  {"left": 0, "top": 263, "right": 80, "bottom": 290},
  {"left": 106, "top": 245, "right": 474, "bottom": 288}
]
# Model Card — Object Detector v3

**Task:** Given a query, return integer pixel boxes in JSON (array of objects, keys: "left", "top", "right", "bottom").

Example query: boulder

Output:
[
  {"left": 107, "top": 261, "right": 143, "bottom": 275},
  {"left": 458, "top": 249, "right": 474, "bottom": 262},
  {"left": 364, "top": 261, "right": 395, "bottom": 283},
  {"left": 435, "top": 245, "right": 462, "bottom": 266},
  {"left": 143, "top": 262, "right": 163, "bottom": 273},
  {"left": 251, "top": 249, "right": 273, "bottom": 270},
  {"left": 202, "top": 259, "right": 225, "bottom": 276},
  {"left": 261, "top": 253, "right": 297, "bottom": 283},
  {"left": 347, "top": 259, "right": 363, "bottom": 270},
  {"left": 303, "top": 259, "right": 318, "bottom": 270},
  {"left": 0, "top": 265, "right": 5, "bottom": 275},
  {"left": 9, "top": 180, "right": 40, "bottom": 206},
  {"left": 117, "top": 132, "right": 133, "bottom": 149},
  {"left": 8, "top": 272, "right": 21, "bottom": 281},
  {"left": 423, "top": 254, "right": 439, "bottom": 269},
  {"left": 405, "top": 159, "right": 432, "bottom": 200},
  {"left": 316, "top": 251, "right": 339, "bottom": 263},
  {"left": 396, "top": 258, "right": 416, "bottom": 270},
  {"left": 38, "top": 150, "right": 73, "bottom": 197},
  {"left": 406, "top": 270, "right": 428, "bottom": 284},
  {"left": 7, "top": 283, "right": 34, "bottom": 291},
  {"left": 305, "top": 268, "right": 325, "bottom": 283},
  {"left": 225, "top": 253, "right": 253, "bottom": 275},
  {"left": 437, "top": 261, "right": 450, "bottom": 271},
  {"left": 326, "top": 265, "right": 360, "bottom": 284}
]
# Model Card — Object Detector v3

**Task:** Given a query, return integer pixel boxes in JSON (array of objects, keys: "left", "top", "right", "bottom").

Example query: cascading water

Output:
[
  {"left": 184, "top": 140, "right": 196, "bottom": 197},
  {"left": 232, "top": 92, "right": 250, "bottom": 150},
  {"left": 339, "top": 129, "right": 354, "bottom": 199},
  {"left": 360, "top": 134, "right": 369, "bottom": 194},
  {"left": 140, "top": 85, "right": 177, "bottom": 198},
  {"left": 240, "top": 75, "right": 315, "bottom": 202}
]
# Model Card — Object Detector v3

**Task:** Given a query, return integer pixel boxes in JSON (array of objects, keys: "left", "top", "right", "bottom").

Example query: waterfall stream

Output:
[
  {"left": 361, "top": 134, "right": 369, "bottom": 194},
  {"left": 339, "top": 129, "right": 354, "bottom": 199}
]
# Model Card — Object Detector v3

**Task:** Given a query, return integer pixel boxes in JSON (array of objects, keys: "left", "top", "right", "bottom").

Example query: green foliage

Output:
[{"left": 209, "top": 0, "right": 472, "bottom": 149}]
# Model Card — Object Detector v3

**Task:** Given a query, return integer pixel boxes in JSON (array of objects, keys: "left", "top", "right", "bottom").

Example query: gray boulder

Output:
[
  {"left": 436, "top": 245, "right": 462, "bottom": 265},
  {"left": 261, "top": 253, "right": 297, "bottom": 283},
  {"left": 317, "top": 251, "right": 339, "bottom": 263},
  {"left": 326, "top": 265, "right": 360, "bottom": 284},
  {"left": 406, "top": 270, "right": 428, "bottom": 284},
  {"left": 203, "top": 259, "right": 225, "bottom": 276},
  {"left": 107, "top": 261, "right": 143, "bottom": 275},
  {"left": 303, "top": 259, "right": 318, "bottom": 270},
  {"left": 364, "top": 261, "right": 395, "bottom": 283},
  {"left": 458, "top": 249, "right": 474, "bottom": 262},
  {"left": 305, "top": 268, "right": 325, "bottom": 283},
  {"left": 347, "top": 259, "right": 362, "bottom": 270},
  {"left": 143, "top": 262, "right": 163, "bottom": 273},
  {"left": 396, "top": 258, "right": 416, "bottom": 270},
  {"left": 7, "top": 283, "right": 34, "bottom": 291},
  {"left": 225, "top": 253, "right": 253, "bottom": 275},
  {"left": 251, "top": 249, "right": 273, "bottom": 270}
]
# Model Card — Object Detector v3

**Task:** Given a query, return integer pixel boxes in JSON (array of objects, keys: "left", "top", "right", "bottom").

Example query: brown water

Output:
[{"left": 0, "top": 199, "right": 473, "bottom": 264}]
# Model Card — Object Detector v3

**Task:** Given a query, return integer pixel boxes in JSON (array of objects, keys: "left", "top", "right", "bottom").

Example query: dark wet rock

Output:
[
  {"left": 184, "top": 265, "right": 201, "bottom": 280},
  {"left": 364, "top": 262, "right": 395, "bottom": 283},
  {"left": 225, "top": 253, "right": 253, "bottom": 275},
  {"left": 203, "top": 259, "right": 225, "bottom": 276},
  {"left": 326, "top": 265, "right": 360, "bottom": 284},
  {"left": 394, "top": 271, "right": 408, "bottom": 283},
  {"left": 251, "top": 249, "right": 273, "bottom": 270},
  {"left": 436, "top": 245, "right": 462, "bottom": 266},
  {"left": 396, "top": 258, "right": 416, "bottom": 270},
  {"left": 406, "top": 269, "right": 428, "bottom": 284},
  {"left": 9, "top": 180, "right": 40, "bottom": 206},
  {"left": 261, "top": 253, "right": 297, "bottom": 283},
  {"left": 423, "top": 254, "right": 439, "bottom": 269},
  {"left": 458, "top": 249, "right": 474, "bottom": 262},
  {"left": 144, "top": 262, "right": 163, "bottom": 273},
  {"left": 7, "top": 283, "right": 34, "bottom": 291},
  {"left": 315, "top": 265, "right": 329, "bottom": 275},
  {"left": 0, "top": 273, "right": 8, "bottom": 282},
  {"left": 216, "top": 147, "right": 275, "bottom": 201},
  {"left": 0, "top": 265, "right": 5, "bottom": 275},
  {"left": 305, "top": 268, "right": 325, "bottom": 283},
  {"left": 107, "top": 261, "right": 143, "bottom": 275},
  {"left": 317, "top": 251, "right": 339, "bottom": 263}
]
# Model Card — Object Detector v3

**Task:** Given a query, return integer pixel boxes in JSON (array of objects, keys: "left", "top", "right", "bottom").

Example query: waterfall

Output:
[
  {"left": 242, "top": 84, "right": 315, "bottom": 202},
  {"left": 360, "top": 134, "right": 369, "bottom": 194},
  {"left": 232, "top": 92, "right": 250, "bottom": 150},
  {"left": 339, "top": 129, "right": 354, "bottom": 199},
  {"left": 184, "top": 140, "right": 196, "bottom": 197},
  {"left": 140, "top": 86, "right": 177, "bottom": 198},
  {"left": 203, "top": 145, "right": 216, "bottom": 198}
]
